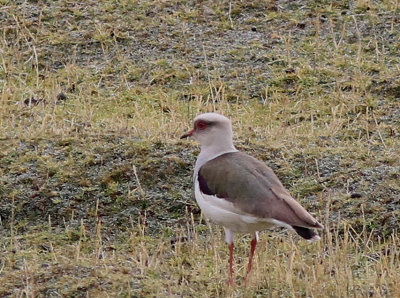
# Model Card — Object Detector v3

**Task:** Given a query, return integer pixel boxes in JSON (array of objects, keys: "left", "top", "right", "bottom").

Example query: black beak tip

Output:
[
  {"left": 180, "top": 134, "right": 187, "bottom": 139},
  {"left": 180, "top": 130, "right": 193, "bottom": 139}
]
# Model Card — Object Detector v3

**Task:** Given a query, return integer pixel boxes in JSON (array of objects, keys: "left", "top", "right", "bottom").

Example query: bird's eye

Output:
[{"left": 197, "top": 121, "right": 207, "bottom": 130}]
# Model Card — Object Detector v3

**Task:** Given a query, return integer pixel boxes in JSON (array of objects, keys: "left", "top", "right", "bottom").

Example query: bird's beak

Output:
[{"left": 180, "top": 129, "right": 194, "bottom": 139}]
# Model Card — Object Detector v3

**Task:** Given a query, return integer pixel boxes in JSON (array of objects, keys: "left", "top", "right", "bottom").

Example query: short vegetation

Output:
[{"left": 0, "top": 0, "right": 399, "bottom": 296}]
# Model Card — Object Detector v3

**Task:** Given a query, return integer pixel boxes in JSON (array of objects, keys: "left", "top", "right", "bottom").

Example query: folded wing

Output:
[{"left": 198, "top": 152, "right": 323, "bottom": 229}]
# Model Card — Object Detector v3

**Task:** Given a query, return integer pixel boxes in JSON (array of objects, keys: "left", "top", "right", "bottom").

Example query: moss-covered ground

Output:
[{"left": 1, "top": 0, "right": 399, "bottom": 296}]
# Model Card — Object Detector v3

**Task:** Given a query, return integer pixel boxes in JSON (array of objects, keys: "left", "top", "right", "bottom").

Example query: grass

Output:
[
  {"left": 1, "top": 0, "right": 400, "bottom": 296},
  {"left": 1, "top": 217, "right": 400, "bottom": 296}
]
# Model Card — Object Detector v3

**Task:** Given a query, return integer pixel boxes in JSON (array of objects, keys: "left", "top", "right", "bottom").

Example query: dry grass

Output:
[
  {"left": 2, "top": 214, "right": 400, "bottom": 296},
  {"left": 1, "top": 0, "right": 400, "bottom": 296}
]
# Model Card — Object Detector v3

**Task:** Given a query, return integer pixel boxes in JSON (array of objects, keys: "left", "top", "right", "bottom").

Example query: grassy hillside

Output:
[{"left": 0, "top": 0, "right": 399, "bottom": 296}]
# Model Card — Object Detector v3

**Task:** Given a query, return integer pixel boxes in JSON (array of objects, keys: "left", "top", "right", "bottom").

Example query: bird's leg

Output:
[
  {"left": 224, "top": 228, "right": 235, "bottom": 286},
  {"left": 244, "top": 235, "right": 258, "bottom": 283},
  {"left": 227, "top": 242, "right": 234, "bottom": 285}
]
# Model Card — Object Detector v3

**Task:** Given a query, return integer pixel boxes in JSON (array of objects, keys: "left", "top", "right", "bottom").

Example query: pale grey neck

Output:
[{"left": 194, "top": 144, "right": 237, "bottom": 178}]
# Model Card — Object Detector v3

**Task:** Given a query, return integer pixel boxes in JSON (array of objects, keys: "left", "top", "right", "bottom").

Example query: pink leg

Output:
[
  {"left": 227, "top": 243, "right": 234, "bottom": 285},
  {"left": 244, "top": 236, "right": 257, "bottom": 282}
]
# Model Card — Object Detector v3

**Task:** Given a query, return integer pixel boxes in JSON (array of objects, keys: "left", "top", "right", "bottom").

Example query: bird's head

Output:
[{"left": 181, "top": 113, "right": 234, "bottom": 149}]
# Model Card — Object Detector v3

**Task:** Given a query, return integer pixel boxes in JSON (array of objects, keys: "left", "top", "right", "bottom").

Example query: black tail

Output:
[{"left": 292, "top": 226, "right": 319, "bottom": 240}]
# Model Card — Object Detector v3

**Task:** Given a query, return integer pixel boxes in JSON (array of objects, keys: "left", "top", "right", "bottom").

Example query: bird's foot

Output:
[
  {"left": 243, "top": 274, "right": 251, "bottom": 286},
  {"left": 226, "top": 277, "right": 235, "bottom": 286}
]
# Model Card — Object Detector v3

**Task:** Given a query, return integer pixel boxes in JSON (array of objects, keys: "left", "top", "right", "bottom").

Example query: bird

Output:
[{"left": 180, "top": 112, "right": 323, "bottom": 285}]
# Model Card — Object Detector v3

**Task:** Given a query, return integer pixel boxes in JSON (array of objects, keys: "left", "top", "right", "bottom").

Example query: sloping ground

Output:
[
  {"left": 1, "top": 134, "right": 398, "bottom": 238},
  {"left": 2, "top": 0, "right": 400, "bottom": 105},
  {"left": 0, "top": 138, "right": 195, "bottom": 234},
  {"left": 0, "top": 0, "right": 398, "bottom": 235},
  {"left": 0, "top": 0, "right": 400, "bottom": 296},
  {"left": 1, "top": 135, "right": 399, "bottom": 296}
]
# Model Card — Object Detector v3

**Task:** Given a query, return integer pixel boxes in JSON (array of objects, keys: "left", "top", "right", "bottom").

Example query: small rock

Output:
[
  {"left": 68, "top": 84, "right": 76, "bottom": 92},
  {"left": 296, "top": 22, "right": 306, "bottom": 29},
  {"left": 170, "top": 236, "right": 189, "bottom": 247},
  {"left": 56, "top": 92, "right": 67, "bottom": 102},
  {"left": 285, "top": 68, "right": 296, "bottom": 74},
  {"left": 24, "top": 97, "right": 44, "bottom": 106},
  {"left": 350, "top": 193, "right": 363, "bottom": 198},
  {"left": 180, "top": 94, "right": 196, "bottom": 101},
  {"left": 41, "top": 244, "right": 52, "bottom": 252}
]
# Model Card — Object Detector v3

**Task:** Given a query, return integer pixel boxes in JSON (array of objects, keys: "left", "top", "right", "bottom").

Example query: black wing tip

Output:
[{"left": 292, "top": 226, "right": 321, "bottom": 241}]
